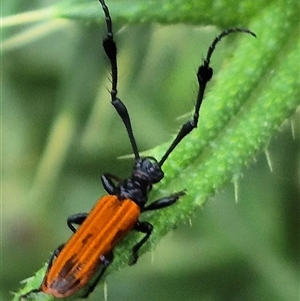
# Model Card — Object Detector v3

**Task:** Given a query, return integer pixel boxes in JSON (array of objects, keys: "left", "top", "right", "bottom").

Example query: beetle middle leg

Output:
[{"left": 67, "top": 213, "right": 88, "bottom": 233}]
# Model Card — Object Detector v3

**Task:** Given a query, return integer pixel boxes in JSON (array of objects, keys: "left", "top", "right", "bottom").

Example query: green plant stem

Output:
[{"left": 11, "top": 0, "right": 299, "bottom": 300}]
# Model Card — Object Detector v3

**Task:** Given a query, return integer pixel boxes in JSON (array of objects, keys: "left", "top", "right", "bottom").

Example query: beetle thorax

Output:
[{"left": 117, "top": 157, "right": 164, "bottom": 207}]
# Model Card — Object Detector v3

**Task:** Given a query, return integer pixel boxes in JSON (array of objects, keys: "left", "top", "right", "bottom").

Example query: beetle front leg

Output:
[
  {"left": 143, "top": 191, "right": 185, "bottom": 212},
  {"left": 101, "top": 173, "right": 120, "bottom": 194},
  {"left": 130, "top": 221, "right": 153, "bottom": 265}
]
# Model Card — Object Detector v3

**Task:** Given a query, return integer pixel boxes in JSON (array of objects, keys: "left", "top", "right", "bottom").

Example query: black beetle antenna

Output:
[
  {"left": 159, "top": 28, "right": 256, "bottom": 166},
  {"left": 99, "top": 0, "right": 140, "bottom": 160}
]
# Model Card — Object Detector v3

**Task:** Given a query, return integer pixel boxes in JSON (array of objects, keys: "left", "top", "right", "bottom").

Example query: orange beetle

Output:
[
  {"left": 41, "top": 196, "right": 141, "bottom": 297},
  {"left": 20, "top": 0, "right": 255, "bottom": 299}
]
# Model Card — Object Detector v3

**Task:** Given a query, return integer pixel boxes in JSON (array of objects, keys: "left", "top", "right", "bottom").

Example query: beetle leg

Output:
[
  {"left": 103, "top": 173, "right": 122, "bottom": 182},
  {"left": 67, "top": 213, "right": 88, "bottom": 233},
  {"left": 48, "top": 243, "right": 65, "bottom": 269},
  {"left": 129, "top": 192, "right": 185, "bottom": 265},
  {"left": 81, "top": 252, "right": 114, "bottom": 298},
  {"left": 130, "top": 221, "right": 153, "bottom": 265},
  {"left": 19, "top": 244, "right": 65, "bottom": 300},
  {"left": 143, "top": 191, "right": 186, "bottom": 212},
  {"left": 101, "top": 173, "right": 119, "bottom": 194}
]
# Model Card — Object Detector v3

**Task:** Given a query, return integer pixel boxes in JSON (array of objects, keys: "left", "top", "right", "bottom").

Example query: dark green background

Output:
[{"left": 2, "top": 1, "right": 299, "bottom": 301}]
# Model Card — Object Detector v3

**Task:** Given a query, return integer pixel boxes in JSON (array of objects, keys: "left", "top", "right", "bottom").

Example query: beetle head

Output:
[{"left": 133, "top": 157, "right": 164, "bottom": 184}]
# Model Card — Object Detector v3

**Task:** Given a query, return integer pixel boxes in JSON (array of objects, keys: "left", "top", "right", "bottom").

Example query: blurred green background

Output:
[{"left": 2, "top": 1, "right": 299, "bottom": 301}]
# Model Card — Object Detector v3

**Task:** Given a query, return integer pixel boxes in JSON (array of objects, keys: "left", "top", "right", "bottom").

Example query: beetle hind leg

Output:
[
  {"left": 81, "top": 252, "right": 114, "bottom": 298},
  {"left": 19, "top": 244, "right": 65, "bottom": 300}
]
